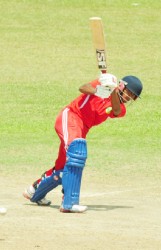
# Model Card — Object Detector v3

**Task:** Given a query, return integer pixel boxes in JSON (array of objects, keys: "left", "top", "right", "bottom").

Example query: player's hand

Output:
[
  {"left": 99, "top": 73, "right": 117, "bottom": 89},
  {"left": 95, "top": 85, "right": 114, "bottom": 98}
]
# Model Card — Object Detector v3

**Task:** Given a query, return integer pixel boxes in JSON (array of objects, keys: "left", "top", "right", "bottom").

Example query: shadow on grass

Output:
[
  {"left": 86, "top": 205, "right": 133, "bottom": 211},
  {"left": 24, "top": 203, "right": 133, "bottom": 211},
  {"left": 24, "top": 203, "right": 60, "bottom": 209},
  {"left": 49, "top": 204, "right": 133, "bottom": 211}
]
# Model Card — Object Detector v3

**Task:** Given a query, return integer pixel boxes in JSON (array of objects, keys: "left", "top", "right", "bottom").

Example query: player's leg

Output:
[
  {"left": 33, "top": 167, "right": 55, "bottom": 190},
  {"left": 23, "top": 141, "right": 66, "bottom": 205},
  {"left": 23, "top": 109, "right": 88, "bottom": 207},
  {"left": 23, "top": 167, "right": 55, "bottom": 205},
  {"left": 23, "top": 110, "right": 67, "bottom": 205},
  {"left": 56, "top": 109, "right": 88, "bottom": 212},
  {"left": 30, "top": 169, "right": 62, "bottom": 203},
  {"left": 60, "top": 138, "right": 88, "bottom": 213}
]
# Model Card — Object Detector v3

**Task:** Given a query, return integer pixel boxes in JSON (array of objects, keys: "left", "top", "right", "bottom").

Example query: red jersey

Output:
[{"left": 67, "top": 79, "right": 126, "bottom": 129}]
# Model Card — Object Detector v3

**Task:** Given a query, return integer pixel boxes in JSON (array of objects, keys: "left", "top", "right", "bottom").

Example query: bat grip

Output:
[{"left": 101, "top": 70, "right": 107, "bottom": 74}]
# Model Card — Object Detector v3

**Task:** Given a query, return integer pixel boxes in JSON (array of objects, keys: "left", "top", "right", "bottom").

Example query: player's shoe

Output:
[
  {"left": 36, "top": 198, "right": 51, "bottom": 206},
  {"left": 23, "top": 185, "right": 35, "bottom": 200},
  {"left": 60, "top": 204, "right": 88, "bottom": 213},
  {"left": 23, "top": 185, "right": 51, "bottom": 206}
]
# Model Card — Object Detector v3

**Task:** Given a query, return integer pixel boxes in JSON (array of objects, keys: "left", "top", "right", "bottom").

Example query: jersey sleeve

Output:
[
  {"left": 109, "top": 103, "right": 126, "bottom": 118},
  {"left": 89, "top": 79, "right": 100, "bottom": 88}
]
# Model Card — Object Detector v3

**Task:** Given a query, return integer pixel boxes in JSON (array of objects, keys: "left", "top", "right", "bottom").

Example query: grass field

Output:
[{"left": 0, "top": 1, "right": 161, "bottom": 249}]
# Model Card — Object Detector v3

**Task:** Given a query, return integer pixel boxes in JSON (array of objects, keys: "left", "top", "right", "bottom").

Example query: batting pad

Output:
[
  {"left": 31, "top": 170, "right": 62, "bottom": 202},
  {"left": 62, "top": 138, "right": 87, "bottom": 209}
]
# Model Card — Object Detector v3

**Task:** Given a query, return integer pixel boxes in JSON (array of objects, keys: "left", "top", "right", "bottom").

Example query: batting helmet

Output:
[{"left": 122, "top": 75, "right": 143, "bottom": 97}]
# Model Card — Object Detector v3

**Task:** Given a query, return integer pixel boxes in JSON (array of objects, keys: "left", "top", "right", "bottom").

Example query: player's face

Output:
[{"left": 121, "top": 88, "right": 137, "bottom": 103}]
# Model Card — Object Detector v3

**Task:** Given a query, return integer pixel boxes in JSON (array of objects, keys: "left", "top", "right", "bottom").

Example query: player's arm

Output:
[
  {"left": 79, "top": 83, "right": 96, "bottom": 95},
  {"left": 79, "top": 77, "right": 110, "bottom": 96},
  {"left": 111, "top": 88, "right": 121, "bottom": 116},
  {"left": 79, "top": 83, "right": 121, "bottom": 116}
]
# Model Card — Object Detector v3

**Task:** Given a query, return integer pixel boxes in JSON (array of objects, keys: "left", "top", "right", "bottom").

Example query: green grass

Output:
[{"left": 0, "top": 0, "right": 161, "bottom": 180}]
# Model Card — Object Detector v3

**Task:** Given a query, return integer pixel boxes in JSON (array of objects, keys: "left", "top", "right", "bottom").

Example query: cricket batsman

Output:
[{"left": 23, "top": 73, "right": 143, "bottom": 213}]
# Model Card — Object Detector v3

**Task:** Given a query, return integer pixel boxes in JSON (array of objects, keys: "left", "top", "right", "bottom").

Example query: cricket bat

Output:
[{"left": 89, "top": 17, "right": 107, "bottom": 73}]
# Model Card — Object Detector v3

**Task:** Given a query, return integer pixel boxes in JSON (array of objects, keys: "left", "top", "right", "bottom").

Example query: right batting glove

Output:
[{"left": 99, "top": 73, "right": 117, "bottom": 88}]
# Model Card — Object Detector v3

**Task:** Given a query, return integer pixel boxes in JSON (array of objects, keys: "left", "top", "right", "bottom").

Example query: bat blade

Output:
[{"left": 89, "top": 17, "right": 107, "bottom": 73}]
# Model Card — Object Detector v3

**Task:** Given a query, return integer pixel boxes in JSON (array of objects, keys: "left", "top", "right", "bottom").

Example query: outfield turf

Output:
[
  {"left": 0, "top": 1, "right": 161, "bottom": 249},
  {"left": 1, "top": 0, "right": 160, "bottom": 175}
]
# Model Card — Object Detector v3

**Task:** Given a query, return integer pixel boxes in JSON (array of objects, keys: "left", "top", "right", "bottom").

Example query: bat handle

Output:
[{"left": 101, "top": 69, "right": 107, "bottom": 74}]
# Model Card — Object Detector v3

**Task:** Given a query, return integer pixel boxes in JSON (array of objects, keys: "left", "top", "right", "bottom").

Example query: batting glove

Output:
[
  {"left": 99, "top": 73, "right": 117, "bottom": 89},
  {"left": 95, "top": 85, "right": 113, "bottom": 98},
  {"left": 118, "top": 80, "right": 125, "bottom": 92}
]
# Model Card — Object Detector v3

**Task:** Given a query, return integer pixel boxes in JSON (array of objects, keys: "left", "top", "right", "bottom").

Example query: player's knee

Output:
[{"left": 66, "top": 138, "right": 87, "bottom": 168}]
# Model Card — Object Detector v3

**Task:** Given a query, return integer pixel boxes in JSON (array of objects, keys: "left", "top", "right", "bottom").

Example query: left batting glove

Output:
[
  {"left": 95, "top": 85, "right": 113, "bottom": 98},
  {"left": 99, "top": 73, "right": 117, "bottom": 89}
]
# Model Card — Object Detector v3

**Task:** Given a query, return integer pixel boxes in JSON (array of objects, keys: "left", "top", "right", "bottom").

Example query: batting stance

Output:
[{"left": 23, "top": 73, "right": 143, "bottom": 212}]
